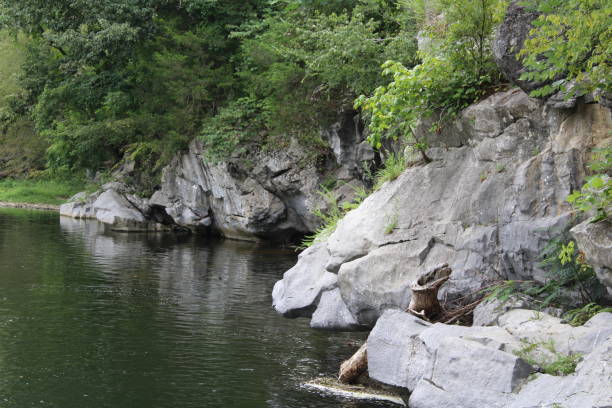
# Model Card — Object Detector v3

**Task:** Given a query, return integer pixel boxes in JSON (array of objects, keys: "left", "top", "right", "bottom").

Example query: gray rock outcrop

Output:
[
  {"left": 493, "top": 1, "right": 544, "bottom": 93},
  {"left": 273, "top": 88, "right": 612, "bottom": 329},
  {"left": 572, "top": 220, "right": 612, "bottom": 297},
  {"left": 61, "top": 114, "right": 373, "bottom": 241},
  {"left": 366, "top": 309, "right": 612, "bottom": 408},
  {"left": 59, "top": 183, "right": 170, "bottom": 232}
]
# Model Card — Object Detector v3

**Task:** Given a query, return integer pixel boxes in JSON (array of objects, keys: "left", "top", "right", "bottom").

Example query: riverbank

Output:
[
  {"left": 0, "top": 178, "right": 87, "bottom": 207},
  {"left": 0, "top": 201, "right": 59, "bottom": 211}
]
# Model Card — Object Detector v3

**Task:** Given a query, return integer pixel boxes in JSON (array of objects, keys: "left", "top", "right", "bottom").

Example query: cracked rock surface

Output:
[
  {"left": 272, "top": 89, "right": 612, "bottom": 329},
  {"left": 368, "top": 309, "right": 612, "bottom": 408}
]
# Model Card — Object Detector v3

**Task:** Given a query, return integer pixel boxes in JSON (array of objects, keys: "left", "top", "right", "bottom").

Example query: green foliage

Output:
[
  {"left": 374, "top": 152, "right": 407, "bottom": 190},
  {"left": 200, "top": 97, "right": 269, "bottom": 162},
  {"left": 484, "top": 233, "right": 606, "bottom": 310},
  {"left": 567, "top": 147, "right": 611, "bottom": 222},
  {"left": 356, "top": 0, "right": 506, "bottom": 153},
  {"left": 300, "top": 184, "right": 368, "bottom": 248},
  {"left": 519, "top": 0, "right": 612, "bottom": 98},
  {"left": 514, "top": 339, "right": 581, "bottom": 376},
  {"left": 537, "top": 235, "right": 605, "bottom": 307},
  {"left": 237, "top": 0, "right": 417, "bottom": 141},
  {"left": 564, "top": 303, "right": 612, "bottom": 327},
  {"left": 0, "top": 177, "right": 88, "bottom": 205}
]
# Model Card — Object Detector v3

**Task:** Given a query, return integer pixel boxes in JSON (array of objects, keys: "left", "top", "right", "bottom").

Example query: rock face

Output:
[
  {"left": 59, "top": 183, "right": 170, "bottom": 232},
  {"left": 493, "top": 1, "right": 544, "bottom": 93},
  {"left": 572, "top": 220, "right": 612, "bottom": 297},
  {"left": 272, "top": 89, "right": 612, "bottom": 329},
  {"left": 367, "top": 309, "right": 612, "bottom": 408},
  {"left": 61, "top": 115, "right": 372, "bottom": 241}
]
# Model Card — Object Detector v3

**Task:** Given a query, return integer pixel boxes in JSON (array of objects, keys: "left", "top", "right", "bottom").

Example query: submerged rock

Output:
[{"left": 273, "top": 88, "right": 612, "bottom": 329}]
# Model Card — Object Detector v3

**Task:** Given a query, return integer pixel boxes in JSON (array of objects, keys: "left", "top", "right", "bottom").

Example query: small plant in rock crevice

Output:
[
  {"left": 483, "top": 232, "right": 607, "bottom": 313},
  {"left": 567, "top": 147, "right": 611, "bottom": 223},
  {"left": 514, "top": 339, "right": 581, "bottom": 376},
  {"left": 299, "top": 185, "right": 368, "bottom": 249},
  {"left": 374, "top": 152, "right": 407, "bottom": 190}
]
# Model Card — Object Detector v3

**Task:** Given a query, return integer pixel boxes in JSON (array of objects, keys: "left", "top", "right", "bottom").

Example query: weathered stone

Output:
[
  {"left": 272, "top": 244, "right": 337, "bottom": 318},
  {"left": 273, "top": 89, "right": 612, "bottom": 329},
  {"left": 473, "top": 296, "right": 563, "bottom": 327},
  {"left": 310, "top": 288, "right": 361, "bottom": 330},
  {"left": 510, "top": 336, "right": 612, "bottom": 408},
  {"left": 419, "top": 323, "right": 519, "bottom": 354},
  {"left": 92, "top": 190, "right": 159, "bottom": 231},
  {"left": 432, "top": 337, "right": 533, "bottom": 393},
  {"left": 366, "top": 310, "right": 432, "bottom": 390},
  {"left": 572, "top": 220, "right": 612, "bottom": 297},
  {"left": 498, "top": 309, "right": 612, "bottom": 355},
  {"left": 338, "top": 239, "right": 436, "bottom": 326},
  {"left": 493, "top": 1, "right": 547, "bottom": 93},
  {"left": 409, "top": 378, "right": 514, "bottom": 408}
]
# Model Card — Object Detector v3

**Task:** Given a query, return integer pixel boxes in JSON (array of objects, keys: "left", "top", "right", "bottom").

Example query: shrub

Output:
[
  {"left": 514, "top": 339, "right": 581, "bottom": 376},
  {"left": 564, "top": 303, "right": 612, "bottom": 327},
  {"left": 519, "top": 0, "right": 612, "bottom": 98},
  {"left": 355, "top": 0, "right": 507, "bottom": 154},
  {"left": 567, "top": 147, "right": 611, "bottom": 222}
]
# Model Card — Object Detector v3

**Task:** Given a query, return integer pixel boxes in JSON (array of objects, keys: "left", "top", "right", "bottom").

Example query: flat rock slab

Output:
[{"left": 303, "top": 378, "right": 406, "bottom": 406}]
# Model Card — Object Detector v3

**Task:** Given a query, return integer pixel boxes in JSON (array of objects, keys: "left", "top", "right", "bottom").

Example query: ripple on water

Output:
[{"left": 0, "top": 209, "right": 398, "bottom": 408}]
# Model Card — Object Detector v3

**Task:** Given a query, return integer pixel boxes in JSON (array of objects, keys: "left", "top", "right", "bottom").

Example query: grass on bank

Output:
[{"left": 0, "top": 178, "right": 88, "bottom": 205}]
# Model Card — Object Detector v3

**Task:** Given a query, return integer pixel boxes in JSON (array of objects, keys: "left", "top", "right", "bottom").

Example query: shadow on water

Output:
[{"left": 0, "top": 209, "right": 396, "bottom": 408}]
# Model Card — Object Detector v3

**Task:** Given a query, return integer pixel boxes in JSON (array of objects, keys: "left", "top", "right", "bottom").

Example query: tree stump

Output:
[
  {"left": 407, "top": 263, "right": 452, "bottom": 321},
  {"left": 337, "top": 264, "right": 453, "bottom": 385},
  {"left": 338, "top": 343, "right": 368, "bottom": 384}
]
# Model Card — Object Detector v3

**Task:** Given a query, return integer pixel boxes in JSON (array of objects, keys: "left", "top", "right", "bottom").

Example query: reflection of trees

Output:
[{"left": 1, "top": 211, "right": 370, "bottom": 408}]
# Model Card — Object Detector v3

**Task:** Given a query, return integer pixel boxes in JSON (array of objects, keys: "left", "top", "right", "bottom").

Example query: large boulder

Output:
[
  {"left": 273, "top": 89, "right": 612, "bottom": 329},
  {"left": 272, "top": 244, "right": 337, "bottom": 318},
  {"left": 60, "top": 185, "right": 168, "bottom": 232},
  {"left": 367, "top": 309, "right": 612, "bottom": 408},
  {"left": 367, "top": 310, "right": 432, "bottom": 390}
]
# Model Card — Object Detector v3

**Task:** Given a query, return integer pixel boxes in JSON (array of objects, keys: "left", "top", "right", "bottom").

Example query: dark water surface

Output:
[{"left": 0, "top": 208, "right": 393, "bottom": 408}]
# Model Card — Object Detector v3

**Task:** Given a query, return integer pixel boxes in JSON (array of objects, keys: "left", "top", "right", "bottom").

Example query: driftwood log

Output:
[
  {"left": 338, "top": 264, "right": 454, "bottom": 384},
  {"left": 338, "top": 343, "right": 368, "bottom": 384}
]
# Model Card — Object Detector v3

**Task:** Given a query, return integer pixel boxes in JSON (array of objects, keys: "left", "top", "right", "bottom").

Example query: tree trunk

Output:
[
  {"left": 338, "top": 343, "right": 368, "bottom": 384},
  {"left": 407, "top": 263, "right": 452, "bottom": 321}
]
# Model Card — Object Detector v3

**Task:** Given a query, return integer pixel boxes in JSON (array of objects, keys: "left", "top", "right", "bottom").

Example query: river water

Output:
[{"left": 0, "top": 208, "right": 396, "bottom": 408}]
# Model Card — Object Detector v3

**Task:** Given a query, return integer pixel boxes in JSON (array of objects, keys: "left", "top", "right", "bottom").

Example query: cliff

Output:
[{"left": 272, "top": 88, "right": 612, "bottom": 330}]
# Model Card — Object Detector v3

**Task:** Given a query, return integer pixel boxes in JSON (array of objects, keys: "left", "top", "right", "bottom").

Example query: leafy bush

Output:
[
  {"left": 564, "top": 303, "right": 612, "bottom": 327},
  {"left": 519, "top": 0, "right": 612, "bottom": 98},
  {"left": 238, "top": 1, "right": 417, "bottom": 140},
  {"left": 484, "top": 234, "right": 606, "bottom": 309},
  {"left": 567, "top": 147, "right": 611, "bottom": 222},
  {"left": 537, "top": 236, "right": 605, "bottom": 307},
  {"left": 355, "top": 0, "right": 506, "bottom": 153},
  {"left": 200, "top": 97, "right": 269, "bottom": 162}
]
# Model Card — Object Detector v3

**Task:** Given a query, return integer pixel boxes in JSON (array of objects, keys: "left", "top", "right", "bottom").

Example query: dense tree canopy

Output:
[{"left": 0, "top": 0, "right": 609, "bottom": 188}]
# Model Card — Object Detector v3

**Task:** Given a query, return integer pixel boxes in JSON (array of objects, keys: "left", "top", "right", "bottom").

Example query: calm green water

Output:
[{"left": 0, "top": 208, "right": 393, "bottom": 408}]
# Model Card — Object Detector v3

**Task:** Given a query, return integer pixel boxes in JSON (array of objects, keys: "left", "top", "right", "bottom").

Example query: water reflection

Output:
[{"left": 0, "top": 210, "right": 393, "bottom": 408}]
